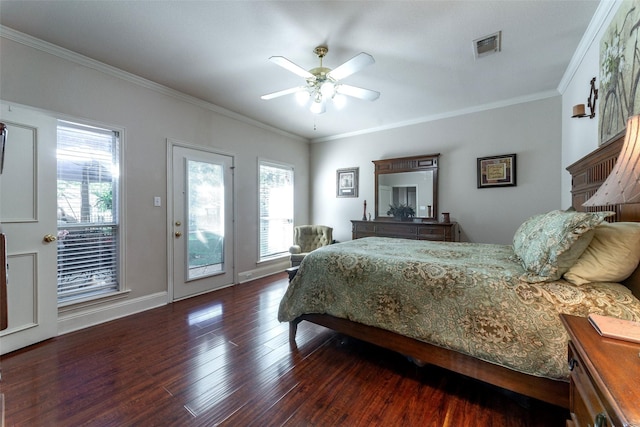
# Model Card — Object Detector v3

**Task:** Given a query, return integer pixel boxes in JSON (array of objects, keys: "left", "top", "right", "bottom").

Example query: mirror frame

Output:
[{"left": 373, "top": 153, "right": 440, "bottom": 221}]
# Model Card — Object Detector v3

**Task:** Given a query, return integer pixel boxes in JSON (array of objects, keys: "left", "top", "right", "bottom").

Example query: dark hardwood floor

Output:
[{"left": 0, "top": 273, "right": 569, "bottom": 426}]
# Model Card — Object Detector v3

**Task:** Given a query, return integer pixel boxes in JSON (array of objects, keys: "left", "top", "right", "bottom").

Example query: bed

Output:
[{"left": 278, "top": 134, "right": 640, "bottom": 409}]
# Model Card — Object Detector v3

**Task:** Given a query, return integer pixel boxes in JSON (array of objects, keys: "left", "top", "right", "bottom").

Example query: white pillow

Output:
[{"left": 563, "top": 222, "right": 640, "bottom": 285}]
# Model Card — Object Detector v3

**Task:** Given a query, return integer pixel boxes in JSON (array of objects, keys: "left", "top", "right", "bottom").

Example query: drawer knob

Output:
[{"left": 568, "top": 358, "right": 578, "bottom": 371}]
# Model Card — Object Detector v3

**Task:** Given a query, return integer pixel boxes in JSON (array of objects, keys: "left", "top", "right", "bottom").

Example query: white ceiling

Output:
[{"left": 0, "top": 1, "right": 600, "bottom": 141}]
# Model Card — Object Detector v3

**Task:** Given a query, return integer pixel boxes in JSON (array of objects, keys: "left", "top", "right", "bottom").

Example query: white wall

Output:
[
  {"left": 310, "top": 97, "right": 562, "bottom": 245},
  {"left": 0, "top": 33, "right": 309, "bottom": 329}
]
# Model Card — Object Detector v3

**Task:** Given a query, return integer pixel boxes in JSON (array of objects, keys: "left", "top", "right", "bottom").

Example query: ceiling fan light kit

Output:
[{"left": 262, "top": 45, "right": 380, "bottom": 114}]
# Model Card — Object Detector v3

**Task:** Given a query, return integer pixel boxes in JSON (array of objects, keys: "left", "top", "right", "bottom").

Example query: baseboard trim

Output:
[
  {"left": 57, "top": 260, "right": 289, "bottom": 335},
  {"left": 238, "top": 260, "right": 289, "bottom": 283},
  {"left": 57, "top": 291, "right": 168, "bottom": 336}
]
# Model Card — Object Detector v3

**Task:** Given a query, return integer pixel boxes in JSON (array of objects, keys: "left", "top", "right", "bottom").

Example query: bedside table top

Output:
[{"left": 560, "top": 314, "right": 640, "bottom": 427}]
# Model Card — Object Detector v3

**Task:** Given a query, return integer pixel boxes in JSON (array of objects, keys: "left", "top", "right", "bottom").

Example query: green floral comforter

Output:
[{"left": 278, "top": 237, "right": 640, "bottom": 380}]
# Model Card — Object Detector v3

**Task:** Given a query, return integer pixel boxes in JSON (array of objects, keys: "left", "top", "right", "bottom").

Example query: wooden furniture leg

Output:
[{"left": 289, "top": 319, "right": 301, "bottom": 341}]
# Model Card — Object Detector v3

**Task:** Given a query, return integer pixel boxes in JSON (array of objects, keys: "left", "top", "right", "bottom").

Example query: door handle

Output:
[
  {"left": 175, "top": 231, "right": 182, "bottom": 238},
  {"left": 43, "top": 234, "right": 57, "bottom": 243}
]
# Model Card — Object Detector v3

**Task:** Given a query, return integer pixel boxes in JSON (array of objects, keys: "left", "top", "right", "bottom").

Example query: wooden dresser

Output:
[
  {"left": 560, "top": 314, "right": 640, "bottom": 427},
  {"left": 351, "top": 220, "right": 458, "bottom": 242}
]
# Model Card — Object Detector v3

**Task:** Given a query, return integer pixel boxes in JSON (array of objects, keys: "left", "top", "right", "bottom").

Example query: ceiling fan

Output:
[{"left": 261, "top": 46, "right": 380, "bottom": 114}]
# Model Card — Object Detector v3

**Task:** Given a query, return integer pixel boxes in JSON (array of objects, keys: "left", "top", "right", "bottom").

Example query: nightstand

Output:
[{"left": 560, "top": 314, "right": 640, "bottom": 427}]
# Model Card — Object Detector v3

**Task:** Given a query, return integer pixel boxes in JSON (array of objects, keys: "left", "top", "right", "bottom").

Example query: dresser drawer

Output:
[
  {"left": 568, "top": 342, "right": 608, "bottom": 427},
  {"left": 351, "top": 220, "right": 458, "bottom": 242},
  {"left": 374, "top": 223, "right": 417, "bottom": 237},
  {"left": 417, "top": 225, "right": 450, "bottom": 239},
  {"left": 353, "top": 222, "right": 376, "bottom": 233}
]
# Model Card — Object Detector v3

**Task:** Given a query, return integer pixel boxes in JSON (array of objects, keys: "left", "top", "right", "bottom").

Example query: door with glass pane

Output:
[{"left": 171, "top": 144, "right": 233, "bottom": 301}]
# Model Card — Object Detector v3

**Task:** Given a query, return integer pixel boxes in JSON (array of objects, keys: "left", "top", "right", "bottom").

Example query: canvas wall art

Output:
[{"left": 599, "top": 0, "right": 640, "bottom": 144}]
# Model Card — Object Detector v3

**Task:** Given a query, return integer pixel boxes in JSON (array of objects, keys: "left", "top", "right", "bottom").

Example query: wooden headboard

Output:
[{"left": 567, "top": 132, "right": 640, "bottom": 298}]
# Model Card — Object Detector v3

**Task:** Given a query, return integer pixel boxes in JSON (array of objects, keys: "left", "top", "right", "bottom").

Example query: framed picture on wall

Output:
[
  {"left": 477, "top": 153, "right": 516, "bottom": 188},
  {"left": 336, "top": 167, "right": 359, "bottom": 198}
]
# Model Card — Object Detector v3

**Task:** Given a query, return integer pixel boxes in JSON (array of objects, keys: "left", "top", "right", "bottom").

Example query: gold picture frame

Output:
[{"left": 477, "top": 153, "right": 516, "bottom": 188}]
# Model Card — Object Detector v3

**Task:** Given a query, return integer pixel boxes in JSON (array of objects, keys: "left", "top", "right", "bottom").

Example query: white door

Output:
[
  {"left": 170, "top": 143, "right": 234, "bottom": 301},
  {"left": 0, "top": 103, "right": 58, "bottom": 355}
]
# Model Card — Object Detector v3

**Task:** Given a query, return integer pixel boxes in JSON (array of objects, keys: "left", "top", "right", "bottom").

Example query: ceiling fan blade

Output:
[
  {"left": 261, "top": 86, "right": 307, "bottom": 100},
  {"left": 327, "top": 52, "right": 375, "bottom": 81},
  {"left": 269, "top": 56, "right": 315, "bottom": 79},
  {"left": 336, "top": 84, "right": 380, "bottom": 101}
]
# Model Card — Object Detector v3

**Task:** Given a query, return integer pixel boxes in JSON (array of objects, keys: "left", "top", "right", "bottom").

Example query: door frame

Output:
[{"left": 166, "top": 139, "right": 236, "bottom": 302}]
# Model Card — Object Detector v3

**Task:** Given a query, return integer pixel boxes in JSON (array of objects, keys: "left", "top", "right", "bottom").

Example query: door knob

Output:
[
  {"left": 43, "top": 234, "right": 57, "bottom": 243},
  {"left": 175, "top": 231, "right": 182, "bottom": 238}
]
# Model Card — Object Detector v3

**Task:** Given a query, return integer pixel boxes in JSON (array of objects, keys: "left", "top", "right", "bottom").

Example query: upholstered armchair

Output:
[{"left": 289, "top": 225, "right": 333, "bottom": 267}]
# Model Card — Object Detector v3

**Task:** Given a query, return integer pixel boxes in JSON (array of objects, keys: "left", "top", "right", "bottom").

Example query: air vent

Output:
[{"left": 473, "top": 31, "right": 502, "bottom": 59}]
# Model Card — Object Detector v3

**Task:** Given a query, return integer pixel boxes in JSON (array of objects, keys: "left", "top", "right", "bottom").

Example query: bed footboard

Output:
[{"left": 291, "top": 313, "right": 570, "bottom": 409}]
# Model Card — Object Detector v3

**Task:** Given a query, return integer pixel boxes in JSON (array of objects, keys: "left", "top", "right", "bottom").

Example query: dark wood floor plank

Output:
[{"left": 0, "top": 273, "right": 569, "bottom": 426}]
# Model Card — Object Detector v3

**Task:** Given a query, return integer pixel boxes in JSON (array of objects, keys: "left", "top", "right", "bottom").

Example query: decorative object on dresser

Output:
[
  {"left": 0, "top": 122, "right": 6, "bottom": 174},
  {"left": 373, "top": 153, "right": 439, "bottom": 221},
  {"left": 386, "top": 203, "right": 415, "bottom": 221},
  {"left": 476, "top": 153, "right": 516, "bottom": 188},
  {"left": 560, "top": 314, "right": 640, "bottom": 427}
]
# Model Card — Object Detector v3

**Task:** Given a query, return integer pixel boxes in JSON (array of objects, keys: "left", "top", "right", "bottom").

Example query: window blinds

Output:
[
  {"left": 57, "top": 121, "right": 119, "bottom": 303},
  {"left": 259, "top": 161, "right": 294, "bottom": 260}
]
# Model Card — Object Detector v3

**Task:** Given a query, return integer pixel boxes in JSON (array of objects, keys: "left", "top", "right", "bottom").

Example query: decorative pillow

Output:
[
  {"left": 512, "top": 210, "right": 613, "bottom": 283},
  {"left": 563, "top": 222, "right": 640, "bottom": 285}
]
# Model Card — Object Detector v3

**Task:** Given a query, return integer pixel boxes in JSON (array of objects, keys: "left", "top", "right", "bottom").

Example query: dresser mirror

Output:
[{"left": 373, "top": 153, "right": 439, "bottom": 221}]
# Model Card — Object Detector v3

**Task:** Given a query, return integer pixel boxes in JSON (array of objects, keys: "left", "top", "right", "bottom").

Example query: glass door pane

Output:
[{"left": 187, "top": 159, "right": 224, "bottom": 280}]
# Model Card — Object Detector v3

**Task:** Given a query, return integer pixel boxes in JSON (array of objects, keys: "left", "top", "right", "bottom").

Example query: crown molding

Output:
[
  {"left": 557, "top": 0, "right": 619, "bottom": 94},
  {"left": 311, "top": 90, "right": 559, "bottom": 143},
  {"left": 0, "top": 25, "right": 307, "bottom": 143}
]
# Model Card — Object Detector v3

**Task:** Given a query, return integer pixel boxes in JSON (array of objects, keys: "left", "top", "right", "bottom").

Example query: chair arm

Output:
[{"left": 289, "top": 245, "right": 302, "bottom": 254}]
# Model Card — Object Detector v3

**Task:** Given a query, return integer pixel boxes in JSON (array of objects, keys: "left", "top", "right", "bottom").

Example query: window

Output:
[
  {"left": 259, "top": 160, "right": 293, "bottom": 261},
  {"left": 56, "top": 121, "right": 120, "bottom": 304}
]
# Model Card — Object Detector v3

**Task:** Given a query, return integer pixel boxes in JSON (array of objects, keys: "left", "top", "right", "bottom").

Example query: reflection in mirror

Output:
[{"left": 378, "top": 171, "right": 434, "bottom": 217}]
